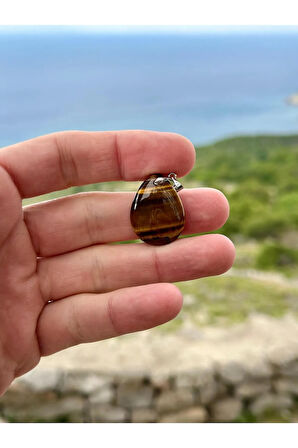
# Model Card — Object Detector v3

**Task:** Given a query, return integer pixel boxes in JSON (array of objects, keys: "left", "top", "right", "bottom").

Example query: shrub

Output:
[{"left": 256, "top": 243, "right": 298, "bottom": 270}]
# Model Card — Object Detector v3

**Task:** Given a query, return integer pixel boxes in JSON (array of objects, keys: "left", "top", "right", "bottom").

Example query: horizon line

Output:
[{"left": 1, "top": 25, "right": 298, "bottom": 35}]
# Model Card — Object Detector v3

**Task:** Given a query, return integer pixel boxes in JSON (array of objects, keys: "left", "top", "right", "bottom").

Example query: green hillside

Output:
[
  {"left": 188, "top": 134, "right": 298, "bottom": 238},
  {"left": 185, "top": 135, "right": 298, "bottom": 273}
]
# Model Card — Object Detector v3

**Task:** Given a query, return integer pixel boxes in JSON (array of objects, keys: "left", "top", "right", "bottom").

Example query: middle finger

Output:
[
  {"left": 24, "top": 187, "right": 229, "bottom": 256},
  {"left": 38, "top": 233, "right": 235, "bottom": 302}
]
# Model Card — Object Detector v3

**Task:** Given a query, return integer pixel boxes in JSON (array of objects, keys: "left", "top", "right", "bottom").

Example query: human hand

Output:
[{"left": 0, "top": 130, "right": 235, "bottom": 394}]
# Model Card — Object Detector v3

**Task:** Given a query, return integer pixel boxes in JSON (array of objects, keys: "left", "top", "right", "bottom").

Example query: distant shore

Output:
[{"left": 286, "top": 93, "right": 298, "bottom": 106}]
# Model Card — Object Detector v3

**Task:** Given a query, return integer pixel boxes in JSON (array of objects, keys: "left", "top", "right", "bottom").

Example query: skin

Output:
[{"left": 0, "top": 130, "right": 235, "bottom": 395}]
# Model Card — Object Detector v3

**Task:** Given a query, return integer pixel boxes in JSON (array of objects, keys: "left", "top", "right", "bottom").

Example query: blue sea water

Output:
[{"left": 0, "top": 28, "right": 298, "bottom": 147}]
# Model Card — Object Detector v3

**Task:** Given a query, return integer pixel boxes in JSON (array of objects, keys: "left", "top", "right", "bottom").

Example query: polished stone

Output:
[{"left": 130, "top": 174, "right": 185, "bottom": 245}]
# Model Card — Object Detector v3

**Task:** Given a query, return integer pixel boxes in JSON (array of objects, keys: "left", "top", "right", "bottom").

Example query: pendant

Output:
[{"left": 130, "top": 173, "right": 185, "bottom": 245}]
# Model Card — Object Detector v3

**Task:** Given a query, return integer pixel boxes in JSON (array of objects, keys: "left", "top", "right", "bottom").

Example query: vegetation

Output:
[
  {"left": 157, "top": 274, "right": 298, "bottom": 330},
  {"left": 187, "top": 135, "right": 298, "bottom": 246},
  {"left": 234, "top": 408, "right": 295, "bottom": 423},
  {"left": 256, "top": 243, "right": 298, "bottom": 271}
]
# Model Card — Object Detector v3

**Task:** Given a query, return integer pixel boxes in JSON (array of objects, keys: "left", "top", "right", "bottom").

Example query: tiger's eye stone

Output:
[{"left": 130, "top": 174, "right": 185, "bottom": 245}]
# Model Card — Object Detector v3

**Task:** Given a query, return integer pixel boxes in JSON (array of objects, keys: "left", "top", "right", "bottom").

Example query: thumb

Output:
[{"left": 0, "top": 165, "right": 22, "bottom": 246}]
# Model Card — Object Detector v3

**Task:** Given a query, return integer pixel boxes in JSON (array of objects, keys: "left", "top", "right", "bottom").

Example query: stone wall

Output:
[
  {"left": 1, "top": 355, "right": 298, "bottom": 422},
  {"left": 2, "top": 315, "right": 298, "bottom": 423}
]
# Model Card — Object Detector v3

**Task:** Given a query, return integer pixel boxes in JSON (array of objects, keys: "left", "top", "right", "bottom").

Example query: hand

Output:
[{"left": 0, "top": 130, "right": 235, "bottom": 395}]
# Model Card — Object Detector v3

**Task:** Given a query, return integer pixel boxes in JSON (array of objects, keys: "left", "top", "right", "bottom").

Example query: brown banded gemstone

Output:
[{"left": 130, "top": 174, "right": 185, "bottom": 246}]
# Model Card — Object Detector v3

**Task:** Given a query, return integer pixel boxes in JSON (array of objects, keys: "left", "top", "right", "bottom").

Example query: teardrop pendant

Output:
[{"left": 130, "top": 173, "right": 185, "bottom": 246}]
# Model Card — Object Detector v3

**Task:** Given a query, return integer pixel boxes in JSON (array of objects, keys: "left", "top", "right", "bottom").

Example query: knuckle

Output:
[{"left": 55, "top": 132, "right": 80, "bottom": 187}]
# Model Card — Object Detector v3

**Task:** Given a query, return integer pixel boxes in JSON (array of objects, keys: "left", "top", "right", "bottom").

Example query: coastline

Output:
[{"left": 286, "top": 93, "right": 298, "bottom": 106}]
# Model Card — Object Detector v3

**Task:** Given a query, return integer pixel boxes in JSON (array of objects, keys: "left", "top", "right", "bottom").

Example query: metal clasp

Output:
[
  {"left": 153, "top": 172, "right": 183, "bottom": 192},
  {"left": 167, "top": 173, "right": 183, "bottom": 192}
]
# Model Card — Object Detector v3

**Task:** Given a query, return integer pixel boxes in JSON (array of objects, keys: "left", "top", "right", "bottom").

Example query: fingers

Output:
[
  {"left": 37, "top": 283, "right": 183, "bottom": 356},
  {"left": 0, "top": 130, "right": 195, "bottom": 198},
  {"left": 24, "top": 188, "right": 229, "bottom": 256},
  {"left": 38, "top": 234, "right": 235, "bottom": 302}
]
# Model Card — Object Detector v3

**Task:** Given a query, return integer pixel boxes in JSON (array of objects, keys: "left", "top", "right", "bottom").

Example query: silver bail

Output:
[{"left": 168, "top": 173, "right": 183, "bottom": 192}]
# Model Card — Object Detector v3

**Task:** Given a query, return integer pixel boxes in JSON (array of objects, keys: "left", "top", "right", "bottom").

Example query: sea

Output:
[{"left": 0, "top": 27, "right": 298, "bottom": 148}]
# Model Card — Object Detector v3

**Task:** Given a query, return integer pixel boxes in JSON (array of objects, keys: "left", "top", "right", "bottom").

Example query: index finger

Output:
[{"left": 0, "top": 130, "right": 196, "bottom": 198}]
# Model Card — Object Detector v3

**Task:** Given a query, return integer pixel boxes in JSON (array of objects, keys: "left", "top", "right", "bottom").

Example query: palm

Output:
[
  {"left": 0, "top": 172, "right": 42, "bottom": 392},
  {"left": 0, "top": 130, "right": 234, "bottom": 395}
]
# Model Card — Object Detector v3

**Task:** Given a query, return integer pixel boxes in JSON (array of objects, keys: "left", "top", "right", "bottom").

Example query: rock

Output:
[
  {"left": 115, "top": 371, "right": 148, "bottom": 387},
  {"left": 245, "top": 359, "right": 272, "bottom": 379},
  {"left": 268, "top": 345, "right": 298, "bottom": 368},
  {"left": 5, "top": 380, "right": 29, "bottom": 394},
  {"left": 279, "top": 360, "right": 298, "bottom": 377},
  {"left": 116, "top": 383, "right": 153, "bottom": 408},
  {"left": 3, "top": 396, "right": 85, "bottom": 422},
  {"left": 90, "top": 404, "right": 128, "bottom": 423},
  {"left": 175, "top": 373, "right": 196, "bottom": 389},
  {"left": 175, "top": 366, "right": 214, "bottom": 389},
  {"left": 211, "top": 398, "right": 243, "bottom": 422},
  {"left": 175, "top": 372, "right": 196, "bottom": 389},
  {"left": 198, "top": 379, "right": 218, "bottom": 405},
  {"left": 89, "top": 385, "right": 115, "bottom": 404},
  {"left": 61, "top": 371, "right": 112, "bottom": 395},
  {"left": 151, "top": 373, "right": 171, "bottom": 391},
  {"left": 274, "top": 379, "right": 298, "bottom": 396},
  {"left": 131, "top": 408, "right": 157, "bottom": 423},
  {"left": 217, "top": 382, "right": 228, "bottom": 398},
  {"left": 156, "top": 388, "right": 195, "bottom": 413},
  {"left": 195, "top": 366, "right": 216, "bottom": 388},
  {"left": 183, "top": 294, "right": 196, "bottom": 307},
  {"left": 218, "top": 361, "right": 246, "bottom": 385},
  {"left": 0, "top": 389, "right": 57, "bottom": 409},
  {"left": 17, "top": 369, "right": 62, "bottom": 393},
  {"left": 236, "top": 381, "right": 271, "bottom": 399},
  {"left": 159, "top": 406, "right": 208, "bottom": 423},
  {"left": 250, "top": 394, "right": 293, "bottom": 416}
]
